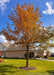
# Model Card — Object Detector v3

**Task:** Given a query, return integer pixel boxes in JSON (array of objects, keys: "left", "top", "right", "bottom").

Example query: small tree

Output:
[{"left": 0, "top": 3, "right": 46, "bottom": 68}]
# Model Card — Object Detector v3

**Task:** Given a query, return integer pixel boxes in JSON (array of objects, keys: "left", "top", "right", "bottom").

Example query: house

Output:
[
  {"left": 0, "top": 43, "right": 50, "bottom": 58},
  {"left": 36, "top": 49, "right": 50, "bottom": 57},
  {"left": 6, "top": 45, "right": 37, "bottom": 58},
  {"left": 0, "top": 43, "right": 37, "bottom": 58}
]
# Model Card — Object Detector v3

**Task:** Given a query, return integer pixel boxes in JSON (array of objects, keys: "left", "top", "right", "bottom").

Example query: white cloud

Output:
[
  {"left": 10, "top": 40, "right": 15, "bottom": 44},
  {"left": 0, "top": 0, "right": 10, "bottom": 12},
  {"left": 42, "top": 2, "right": 54, "bottom": 15},
  {"left": 0, "top": 35, "right": 8, "bottom": 43},
  {"left": 0, "top": 35, "right": 15, "bottom": 44}
]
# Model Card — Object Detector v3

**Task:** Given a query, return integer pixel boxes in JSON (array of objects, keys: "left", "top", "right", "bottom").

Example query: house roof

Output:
[
  {"left": 7, "top": 45, "right": 35, "bottom": 51},
  {"left": 0, "top": 43, "right": 10, "bottom": 51},
  {"left": 2, "top": 43, "right": 10, "bottom": 47},
  {"left": 0, "top": 43, "right": 35, "bottom": 51},
  {"left": 7, "top": 46, "right": 26, "bottom": 50}
]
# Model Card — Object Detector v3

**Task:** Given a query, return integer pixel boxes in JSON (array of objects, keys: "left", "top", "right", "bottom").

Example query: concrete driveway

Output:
[{"left": 36, "top": 58, "right": 54, "bottom": 61}]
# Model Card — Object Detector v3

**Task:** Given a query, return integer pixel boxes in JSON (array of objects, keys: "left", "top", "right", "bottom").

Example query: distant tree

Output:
[
  {"left": 36, "top": 25, "right": 54, "bottom": 52},
  {"left": 0, "top": 3, "right": 48, "bottom": 68}
]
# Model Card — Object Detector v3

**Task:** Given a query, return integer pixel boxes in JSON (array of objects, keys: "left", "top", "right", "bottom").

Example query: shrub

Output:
[
  {"left": 35, "top": 55, "right": 40, "bottom": 58},
  {"left": 29, "top": 52, "right": 34, "bottom": 58},
  {"left": 24, "top": 52, "right": 34, "bottom": 58},
  {"left": 44, "top": 56, "right": 47, "bottom": 58}
]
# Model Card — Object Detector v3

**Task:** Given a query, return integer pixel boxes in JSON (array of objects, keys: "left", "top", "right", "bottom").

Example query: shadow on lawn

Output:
[
  {"left": 0, "top": 65, "right": 19, "bottom": 74},
  {"left": 47, "top": 70, "right": 54, "bottom": 75}
]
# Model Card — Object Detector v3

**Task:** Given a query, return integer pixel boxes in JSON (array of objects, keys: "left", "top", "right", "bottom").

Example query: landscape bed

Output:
[{"left": 0, "top": 59, "right": 54, "bottom": 75}]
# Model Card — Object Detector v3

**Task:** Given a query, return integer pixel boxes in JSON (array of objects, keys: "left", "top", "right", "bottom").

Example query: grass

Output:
[
  {"left": 0, "top": 59, "right": 54, "bottom": 75},
  {"left": 48, "top": 57, "right": 54, "bottom": 60}
]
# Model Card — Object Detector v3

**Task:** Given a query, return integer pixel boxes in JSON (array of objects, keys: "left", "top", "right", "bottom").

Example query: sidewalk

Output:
[{"left": 36, "top": 58, "right": 54, "bottom": 61}]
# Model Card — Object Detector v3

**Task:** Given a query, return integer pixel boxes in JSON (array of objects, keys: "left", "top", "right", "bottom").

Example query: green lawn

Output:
[
  {"left": 48, "top": 57, "right": 54, "bottom": 60},
  {"left": 0, "top": 59, "right": 54, "bottom": 75}
]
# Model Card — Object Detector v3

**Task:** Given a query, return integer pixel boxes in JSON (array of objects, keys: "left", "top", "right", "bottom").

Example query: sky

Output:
[{"left": 0, "top": 0, "right": 54, "bottom": 52}]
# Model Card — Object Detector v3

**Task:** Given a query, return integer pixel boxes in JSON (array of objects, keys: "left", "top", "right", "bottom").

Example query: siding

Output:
[{"left": 6, "top": 50, "right": 36, "bottom": 58}]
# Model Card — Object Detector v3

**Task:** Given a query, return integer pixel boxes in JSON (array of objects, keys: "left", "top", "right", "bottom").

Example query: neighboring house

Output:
[
  {"left": 0, "top": 43, "right": 10, "bottom": 57},
  {"left": 36, "top": 50, "right": 50, "bottom": 57},
  {"left": 50, "top": 53, "right": 54, "bottom": 57}
]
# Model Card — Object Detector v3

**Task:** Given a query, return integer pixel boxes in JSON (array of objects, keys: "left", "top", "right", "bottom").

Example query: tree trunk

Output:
[{"left": 26, "top": 46, "right": 29, "bottom": 67}]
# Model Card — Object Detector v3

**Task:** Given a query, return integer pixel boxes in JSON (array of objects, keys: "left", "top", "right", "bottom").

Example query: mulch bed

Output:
[{"left": 18, "top": 66, "right": 36, "bottom": 70}]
